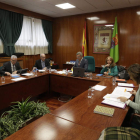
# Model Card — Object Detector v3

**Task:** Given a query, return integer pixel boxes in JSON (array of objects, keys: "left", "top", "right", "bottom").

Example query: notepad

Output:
[{"left": 94, "top": 105, "right": 115, "bottom": 117}]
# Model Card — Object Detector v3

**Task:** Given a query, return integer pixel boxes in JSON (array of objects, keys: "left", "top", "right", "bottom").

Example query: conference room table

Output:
[{"left": 1, "top": 70, "right": 137, "bottom": 140}]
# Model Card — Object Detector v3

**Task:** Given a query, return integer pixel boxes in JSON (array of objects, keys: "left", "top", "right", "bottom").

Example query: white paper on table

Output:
[
  {"left": 57, "top": 71, "right": 66, "bottom": 74},
  {"left": 118, "top": 83, "right": 134, "bottom": 87},
  {"left": 50, "top": 69, "right": 56, "bottom": 71},
  {"left": 111, "top": 87, "right": 132, "bottom": 98},
  {"left": 115, "top": 86, "right": 133, "bottom": 92},
  {"left": 103, "top": 94, "right": 125, "bottom": 103},
  {"left": 38, "top": 70, "right": 45, "bottom": 72},
  {"left": 11, "top": 77, "right": 26, "bottom": 81},
  {"left": 92, "top": 85, "right": 106, "bottom": 91},
  {"left": 22, "top": 73, "right": 34, "bottom": 76}
]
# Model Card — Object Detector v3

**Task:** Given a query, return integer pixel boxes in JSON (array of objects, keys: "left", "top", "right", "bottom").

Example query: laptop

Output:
[
  {"left": 18, "top": 68, "right": 28, "bottom": 75},
  {"left": 72, "top": 67, "right": 85, "bottom": 77}
]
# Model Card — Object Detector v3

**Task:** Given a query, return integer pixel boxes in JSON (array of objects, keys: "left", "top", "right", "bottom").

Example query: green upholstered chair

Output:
[
  {"left": 84, "top": 56, "right": 95, "bottom": 72},
  {"left": 0, "top": 66, "right": 2, "bottom": 70}
]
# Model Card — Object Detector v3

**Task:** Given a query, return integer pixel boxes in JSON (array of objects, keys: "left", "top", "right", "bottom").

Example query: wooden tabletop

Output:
[
  {"left": 5, "top": 114, "right": 100, "bottom": 140},
  {"left": 51, "top": 78, "right": 137, "bottom": 132}
]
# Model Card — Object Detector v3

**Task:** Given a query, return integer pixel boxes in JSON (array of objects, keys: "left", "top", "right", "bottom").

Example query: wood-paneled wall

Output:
[{"left": 52, "top": 6, "right": 140, "bottom": 69}]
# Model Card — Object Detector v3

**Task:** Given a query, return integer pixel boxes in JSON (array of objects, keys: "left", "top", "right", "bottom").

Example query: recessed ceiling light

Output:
[
  {"left": 87, "top": 17, "right": 99, "bottom": 20},
  {"left": 136, "top": 11, "right": 140, "bottom": 15},
  {"left": 55, "top": 3, "right": 76, "bottom": 9},
  {"left": 105, "top": 25, "right": 114, "bottom": 27}
]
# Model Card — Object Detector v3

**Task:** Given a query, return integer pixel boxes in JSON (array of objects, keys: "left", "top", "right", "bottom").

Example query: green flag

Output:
[{"left": 110, "top": 17, "right": 119, "bottom": 63}]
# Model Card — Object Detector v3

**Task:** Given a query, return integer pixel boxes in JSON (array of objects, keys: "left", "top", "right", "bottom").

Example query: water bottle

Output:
[
  {"left": 1, "top": 76, "right": 5, "bottom": 83},
  {"left": 49, "top": 67, "right": 51, "bottom": 73},
  {"left": 66, "top": 68, "right": 68, "bottom": 76},
  {"left": 112, "top": 77, "right": 116, "bottom": 85},
  {"left": 88, "top": 87, "right": 92, "bottom": 98},
  {"left": 34, "top": 68, "right": 37, "bottom": 76}
]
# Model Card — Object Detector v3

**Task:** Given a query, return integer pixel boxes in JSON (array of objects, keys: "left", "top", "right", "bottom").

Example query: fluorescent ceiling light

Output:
[
  {"left": 105, "top": 25, "right": 113, "bottom": 27},
  {"left": 137, "top": 11, "right": 140, "bottom": 15},
  {"left": 87, "top": 17, "right": 99, "bottom": 20},
  {"left": 55, "top": 3, "right": 75, "bottom": 9},
  {"left": 95, "top": 20, "right": 107, "bottom": 24}
]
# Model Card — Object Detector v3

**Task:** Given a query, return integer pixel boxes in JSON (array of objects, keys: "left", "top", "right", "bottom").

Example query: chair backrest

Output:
[
  {"left": 0, "top": 66, "right": 2, "bottom": 70},
  {"left": 84, "top": 56, "right": 95, "bottom": 72}
]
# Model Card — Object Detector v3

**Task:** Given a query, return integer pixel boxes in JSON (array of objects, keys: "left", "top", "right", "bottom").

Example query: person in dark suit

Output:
[
  {"left": 33, "top": 54, "right": 50, "bottom": 70},
  {"left": 1, "top": 55, "right": 22, "bottom": 74},
  {"left": 73, "top": 52, "right": 88, "bottom": 71}
]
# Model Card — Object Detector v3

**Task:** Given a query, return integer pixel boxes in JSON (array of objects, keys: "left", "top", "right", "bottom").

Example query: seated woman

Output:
[
  {"left": 100, "top": 56, "right": 118, "bottom": 77},
  {"left": 118, "top": 64, "right": 140, "bottom": 125}
]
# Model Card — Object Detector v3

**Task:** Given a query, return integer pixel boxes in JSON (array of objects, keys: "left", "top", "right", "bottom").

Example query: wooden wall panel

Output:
[{"left": 52, "top": 6, "right": 140, "bottom": 69}]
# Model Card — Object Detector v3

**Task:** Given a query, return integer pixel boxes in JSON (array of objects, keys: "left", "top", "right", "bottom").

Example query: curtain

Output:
[
  {"left": 42, "top": 20, "right": 53, "bottom": 54},
  {"left": 15, "top": 16, "right": 48, "bottom": 55},
  {"left": 0, "top": 39, "right": 3, "bottom": 53},
  {"left": 0, "top": 9, "right": 23, "bottom": 56}
]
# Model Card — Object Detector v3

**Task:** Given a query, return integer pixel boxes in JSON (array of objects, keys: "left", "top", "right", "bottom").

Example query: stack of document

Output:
[{"left": 102, "top": 86, "right": 133, "bottom": 109}]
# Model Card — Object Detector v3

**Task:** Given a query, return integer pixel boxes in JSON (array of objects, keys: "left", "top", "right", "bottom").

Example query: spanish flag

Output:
[{"left": 82, "top": 21, "right": 87, "bottom": 57}]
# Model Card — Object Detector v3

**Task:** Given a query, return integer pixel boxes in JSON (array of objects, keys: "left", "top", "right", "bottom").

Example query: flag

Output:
[
  {"left": 82, "top": 21, "right": 87, "bottom": 57},
  {"left": 110, "top": 17, "right": 119, "bottom": 63}
]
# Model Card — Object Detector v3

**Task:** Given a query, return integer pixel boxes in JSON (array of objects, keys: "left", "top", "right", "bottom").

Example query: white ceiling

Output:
[{"left": 0, "top": 0, "right": 140, "bottom": 17}]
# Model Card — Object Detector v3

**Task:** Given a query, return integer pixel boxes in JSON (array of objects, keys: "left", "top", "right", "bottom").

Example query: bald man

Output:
[{"left": 33, "top": 54, "right": 50, "bottom": 70}]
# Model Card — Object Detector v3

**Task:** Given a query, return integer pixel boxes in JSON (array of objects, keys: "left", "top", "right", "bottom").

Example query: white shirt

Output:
[{"left": 11, "top": 62, "right": 16, "bottom": 73}]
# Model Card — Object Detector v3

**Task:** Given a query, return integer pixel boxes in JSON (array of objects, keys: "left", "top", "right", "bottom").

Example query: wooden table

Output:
[
  {"left": 5, "top": 114, "right": 100, "bottom": 140},
  {"left": 50, "top": 73, "right": 100, "bottom": 96},
  {"left": 51, "top": 78, "right": 137, "bottom": 132},
  {"left": 1, "top": 71, "right": 137, "bottom": 140},
  {"left": 0, "top": 72, "right": 49, "bottom": 110}
]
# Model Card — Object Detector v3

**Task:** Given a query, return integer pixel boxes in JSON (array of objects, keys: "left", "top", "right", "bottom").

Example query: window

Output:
[{"left": 15, "top": 16, "right": 48, "bottom": 55}]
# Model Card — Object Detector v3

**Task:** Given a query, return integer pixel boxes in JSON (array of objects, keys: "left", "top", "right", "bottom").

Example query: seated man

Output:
[
  {"left": 1, "top": 55, "right": 22, "bottom": 74},
  {"left": 73, "top": 52, "right": 88, "bottom": 71},
  {"left": 33, "top": 54, "right": 50, "bottom": 70}
]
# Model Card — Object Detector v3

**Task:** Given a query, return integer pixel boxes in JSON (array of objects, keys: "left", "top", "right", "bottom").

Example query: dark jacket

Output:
[
  {"left": 1, "top": 61, "right": 22, "bottom": 74},
  {"left": 34, "top": 59, "right": 50, "bottom": 69},
  {"left": 73, "top": 58, "right": 88, "bottom": 71}
]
